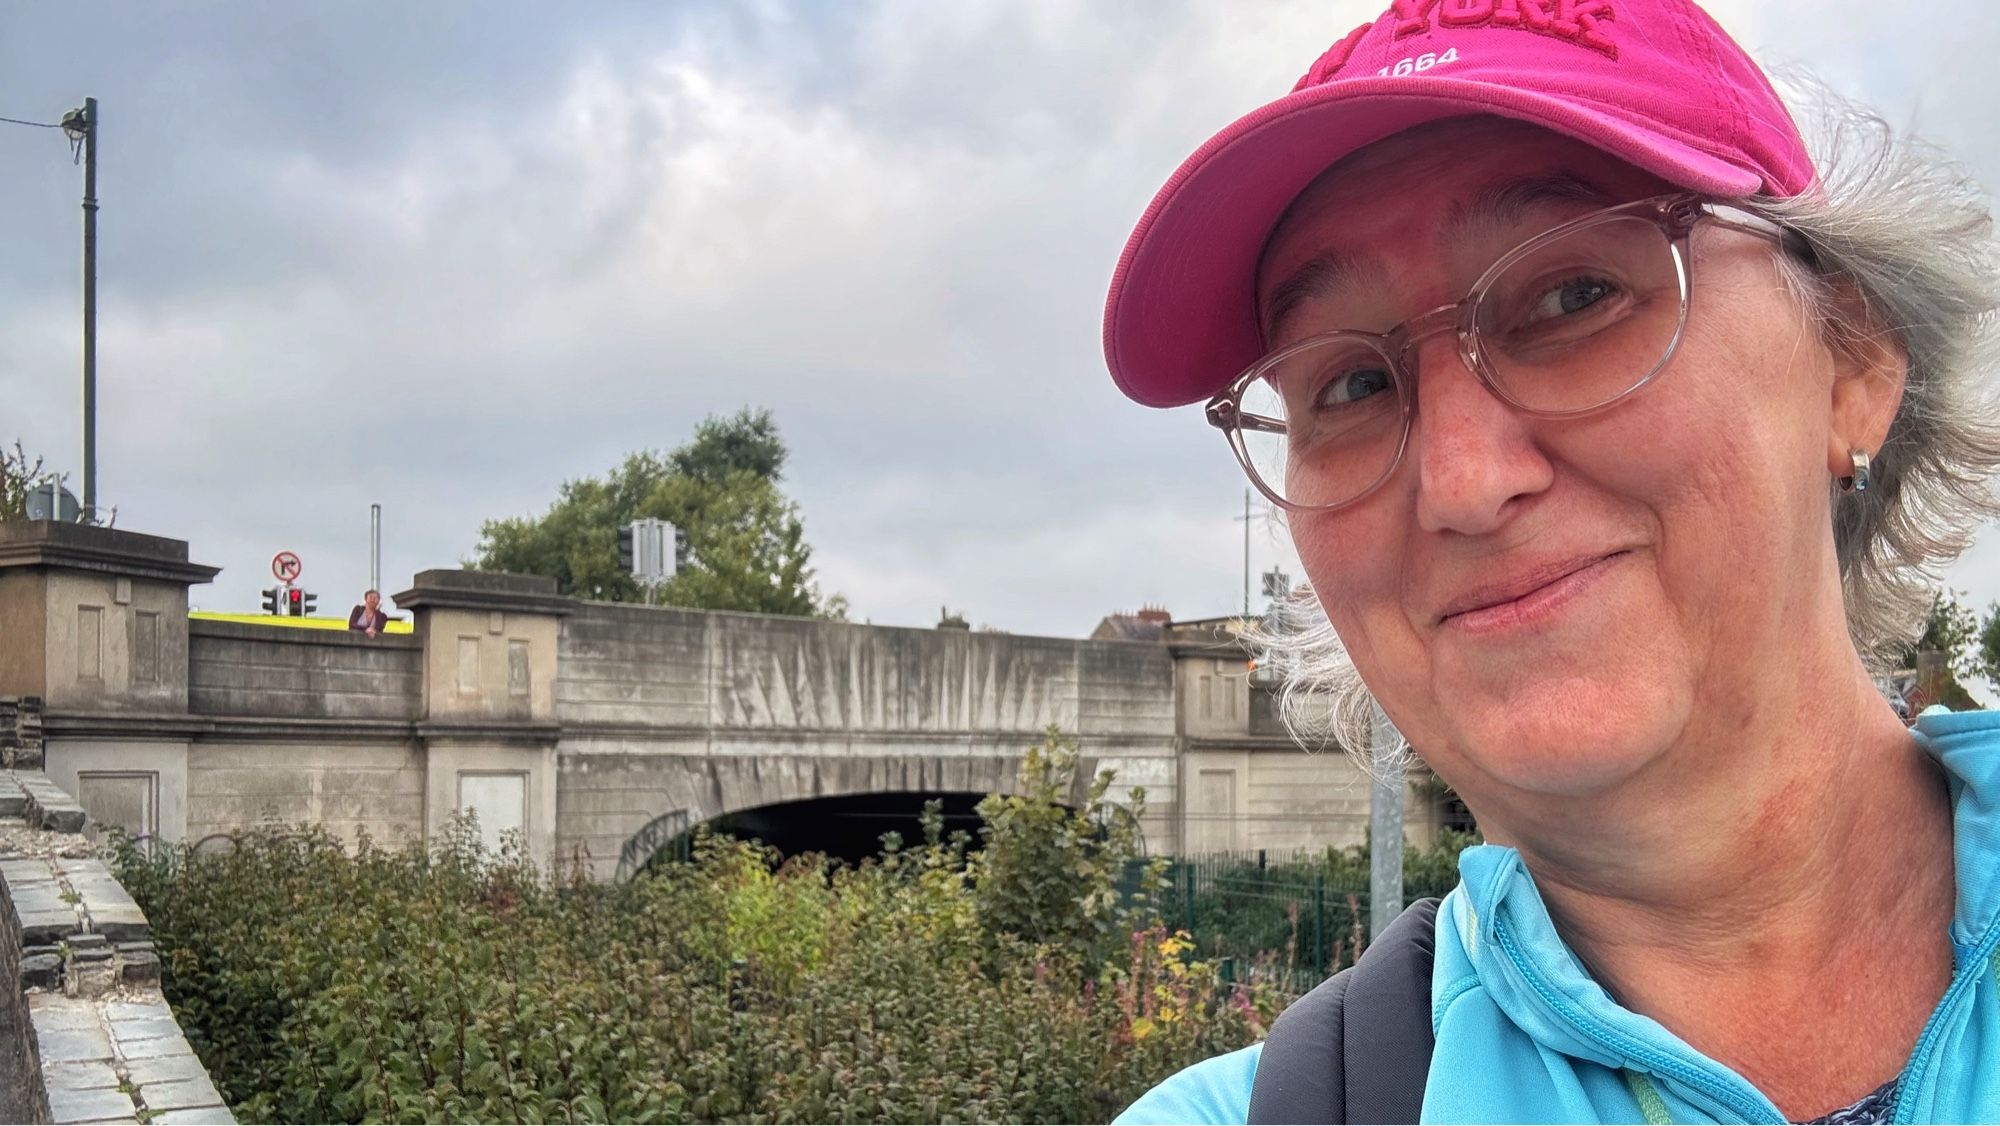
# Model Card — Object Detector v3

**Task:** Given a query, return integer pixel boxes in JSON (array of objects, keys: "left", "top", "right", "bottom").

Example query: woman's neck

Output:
[{"left": 1491, "top": 666, "right": 1957, "bottom": 1117}]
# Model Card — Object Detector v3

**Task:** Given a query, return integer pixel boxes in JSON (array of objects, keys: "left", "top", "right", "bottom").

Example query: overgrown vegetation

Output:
[{"left": 113, "top": 731, "right": 1283, "bottom": 1124}]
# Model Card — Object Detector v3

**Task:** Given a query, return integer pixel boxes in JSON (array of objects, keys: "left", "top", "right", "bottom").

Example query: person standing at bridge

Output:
[
  {"left": 348, "top": 589, "right": 389, "bottom": 637},
  {"left": 1101, "top": 0, "right": 2000, "bottom": 1120}
]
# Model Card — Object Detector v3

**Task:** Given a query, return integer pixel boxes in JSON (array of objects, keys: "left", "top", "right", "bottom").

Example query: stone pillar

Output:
[
  {"left": 392, "top": 569, "right": 571, "bottom": 867},
  {"left": 0, "top": 523, "right": 218, "bottom": 843}
]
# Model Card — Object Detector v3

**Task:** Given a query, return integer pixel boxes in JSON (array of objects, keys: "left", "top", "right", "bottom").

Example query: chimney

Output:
[{"left": 1135, "top": 604, "right": 1171, "bottom": 625}]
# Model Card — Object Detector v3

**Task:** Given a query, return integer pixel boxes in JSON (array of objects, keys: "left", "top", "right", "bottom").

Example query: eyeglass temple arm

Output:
[
  {"left": 1701, "top": 206, "right": 1814, "bottom": 259},
  {"left": 1206, "top": 399, "right": 1286, "bottom": 434}
]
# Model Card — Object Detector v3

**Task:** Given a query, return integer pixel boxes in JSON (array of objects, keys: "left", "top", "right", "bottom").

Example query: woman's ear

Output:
[{"left": 1821, "top": 279, "right": 1908, "bottom": 476}]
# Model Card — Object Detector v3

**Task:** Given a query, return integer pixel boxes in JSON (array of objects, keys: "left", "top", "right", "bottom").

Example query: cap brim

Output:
[{"left": 1103, "top": 75, "right": 1762, "bottom": 408}]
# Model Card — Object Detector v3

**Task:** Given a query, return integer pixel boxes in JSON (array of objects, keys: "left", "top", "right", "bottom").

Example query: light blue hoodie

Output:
[{"left": 1116, "top": 709, "right": 2000, "bottom": 1124}]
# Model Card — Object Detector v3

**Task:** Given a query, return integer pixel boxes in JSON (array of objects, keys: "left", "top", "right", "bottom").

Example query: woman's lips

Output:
[{"left": 1438, "top": 551, "right": 1628, "bottom": 635}]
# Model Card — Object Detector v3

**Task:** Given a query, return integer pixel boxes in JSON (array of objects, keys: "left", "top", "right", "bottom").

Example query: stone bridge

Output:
[{"left": 0, "top": 522, "right": 1437, "bottom": 879}]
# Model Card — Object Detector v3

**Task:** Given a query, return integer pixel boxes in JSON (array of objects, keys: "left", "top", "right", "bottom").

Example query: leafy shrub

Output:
[
  {"left": 114, "top": 734, "right": 1281, "bottom": 1124},
  {"left": 968, "top": 726, "right": 1168, "bottom": 969}
]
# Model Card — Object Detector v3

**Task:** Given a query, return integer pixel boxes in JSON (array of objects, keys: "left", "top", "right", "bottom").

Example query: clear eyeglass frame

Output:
[{"left": 1204, "top": 192, "right": 1788, "bottom": 512}]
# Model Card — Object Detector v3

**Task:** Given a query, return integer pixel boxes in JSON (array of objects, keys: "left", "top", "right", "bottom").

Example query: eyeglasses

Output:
[{"left": 1205, "top": 193, "right": 1786, "bottom": 511}]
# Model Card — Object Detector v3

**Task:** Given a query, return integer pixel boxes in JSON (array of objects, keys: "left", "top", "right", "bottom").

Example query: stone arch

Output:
[{"left": 597, "top": 750, "right": 1050, "bottom": 880}]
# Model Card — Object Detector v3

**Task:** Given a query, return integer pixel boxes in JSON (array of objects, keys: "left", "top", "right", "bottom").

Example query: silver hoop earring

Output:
[{"left": 1838, "top": 449, "right": 1871, "bottom": 494}]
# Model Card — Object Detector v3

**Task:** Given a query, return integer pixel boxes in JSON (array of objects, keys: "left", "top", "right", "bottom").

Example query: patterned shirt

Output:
[{"left": 1801, "top": 1078, "right": 1899, "bottom": 1125}]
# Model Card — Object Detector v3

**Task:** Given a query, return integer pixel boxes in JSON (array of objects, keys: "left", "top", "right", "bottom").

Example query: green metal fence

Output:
[{"left": 1137, "top": 848, "right": 1462, "bottom": 995}]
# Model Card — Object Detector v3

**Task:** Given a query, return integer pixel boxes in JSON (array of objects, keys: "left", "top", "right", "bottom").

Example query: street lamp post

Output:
[{"left": 59, "top": 98, "right": 98, "bottom": 520}]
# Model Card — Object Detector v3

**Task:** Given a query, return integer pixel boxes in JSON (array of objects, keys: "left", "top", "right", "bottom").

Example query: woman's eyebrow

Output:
[
  {"left": 1262, "top": 248, "right": 1377, "bottom": 344},
  {"left": 1259, "top": 172, "right": 1615, "bottom": 343},
  {"left": 1440, "top": 172, "right": 1614, "bottom": 244}
]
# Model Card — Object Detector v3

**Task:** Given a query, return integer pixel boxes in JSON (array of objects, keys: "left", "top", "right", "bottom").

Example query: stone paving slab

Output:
[
  {"left": 32, "top": 995, "right": 106, "bottom": 1029},
  {"left": 14, "top": 885, "right": 73, "bottom": 912},
  {"left": 110, "top": 1015, "right": 183, "bottom": 1043},
  {"left": 103, "top": 1000, "right": 173, "bottom": 1022},
  {"left": 46, "top": 1086, "right": 135, "bottom": 1124},
  {"left": 36, "top": 1024, "right": 115, "bottom": 1063},
  {"left": 1, "top": 856, "right": 53, "bottom": 884},
  {"left": 21, "top": 774, "right": 87, "bottom": 833},
  {"left": 18, "top": 910, "right": 79, "bottom": 944},
  {"left": 150, "top": 1108, "right": 235, "bottom": 1125},
  {"left": 124, "top": 1051, "right": 213, "bottom": 1088},
  {"left": 44, "top": 1058, "right": 121, "bottom": 1090},
  {"left": 116, "top": 1032, "right": 194, "bottom": 1060},
  {"left": 140, "top": 1077, "right": 226, "bottom": 1112}
]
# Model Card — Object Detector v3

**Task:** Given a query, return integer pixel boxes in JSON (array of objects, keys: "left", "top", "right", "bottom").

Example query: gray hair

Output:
[{"left": 1257, "top": 82, "right": 2000, "bottom": 760}]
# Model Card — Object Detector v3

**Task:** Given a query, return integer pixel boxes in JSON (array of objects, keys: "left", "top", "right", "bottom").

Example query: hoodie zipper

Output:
[
  {"left": 1888, "top": 923, "right": 2000, "bottom": 1123},
  {"left": 1495, "top": 920, "right": 1782, "bottom": 1123},
  {"left": 1501, "top": 915, "right": 2000, "bottom": 1124}
]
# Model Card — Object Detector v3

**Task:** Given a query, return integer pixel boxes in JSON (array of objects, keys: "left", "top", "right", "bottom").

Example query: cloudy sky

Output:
[{"left": 2, "top": 2, "right": 1996, "bottom": 686}]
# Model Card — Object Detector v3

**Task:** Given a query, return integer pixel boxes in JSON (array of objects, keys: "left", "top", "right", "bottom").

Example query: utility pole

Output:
[
  {"left": 370, "top": 503, "right": 382, "bottom": 593},
  {"left": 59, "top": 98, "right": 99, "bottom": 519},
  {"left": 1368, "top": 704, "right": 1407, "bottom": 942},
  {"left": 1231, "top": 489, "right": 1272, "bottom": 617}
]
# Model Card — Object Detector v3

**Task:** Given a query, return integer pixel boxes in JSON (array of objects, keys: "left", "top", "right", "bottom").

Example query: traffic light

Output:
[
  {"left": 674, "top": 526, "right": 689, "bottom": 572},
  {"left": 301, "top": 590, "right": 318, "bottom": 616},
  {"left": 617, "top": 523, "right": 636, "bottom": 574},
  {"left": 261, "top": 587, "right": 280, "bottom": 615},
  {"left": 286, "top": 588, "right": 304, "bottom": 617}
]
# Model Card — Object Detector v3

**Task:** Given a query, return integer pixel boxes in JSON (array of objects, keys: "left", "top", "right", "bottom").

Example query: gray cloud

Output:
[{"left": 0, "top": 1, "right": 1994, "bottom": 687}]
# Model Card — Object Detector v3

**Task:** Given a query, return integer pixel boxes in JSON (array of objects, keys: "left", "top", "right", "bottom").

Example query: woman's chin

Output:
[{"left": 1437, "top": 677, "right": 1694, "bottom": 799}]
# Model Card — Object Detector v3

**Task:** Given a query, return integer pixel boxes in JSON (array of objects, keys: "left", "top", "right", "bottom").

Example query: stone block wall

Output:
[
  {"left": 0, "top": 822, "right": 44, "bottom": 1123},
  {"left": 1, "top": 697, "right": 45, "bottom": 770},
  {"left": 1, "top": 769, "right": 233, "bottom": 1125},
  {"left": 185, "top": 741, "right": 425, "bottom": 848}
]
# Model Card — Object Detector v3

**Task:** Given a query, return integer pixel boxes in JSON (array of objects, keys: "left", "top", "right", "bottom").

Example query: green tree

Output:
[
  {"left": 1894, "top": 589, "right": 1985, "bottom": 710},
  {"left": 1, "top": 442, "right": 57, "bottom": 522},
  {"left": 669, "top": 409, "right": 786, "bottom": 483},
  {"left": 471, "top": 410, "right": 840, "bottom": 616},
  {"left": 1979, "top": 604, "right": 2000, "bottom": 689}
]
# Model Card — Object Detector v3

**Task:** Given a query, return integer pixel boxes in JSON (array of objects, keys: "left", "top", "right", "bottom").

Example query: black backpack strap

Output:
[{"left": 1248, "top": 897, "right": 1442, "bottom": 1125}]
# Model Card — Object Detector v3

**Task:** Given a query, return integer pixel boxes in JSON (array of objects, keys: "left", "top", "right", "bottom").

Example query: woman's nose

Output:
[{"left": 1406, "top": 333, "right": 1555, "bottom": 536}]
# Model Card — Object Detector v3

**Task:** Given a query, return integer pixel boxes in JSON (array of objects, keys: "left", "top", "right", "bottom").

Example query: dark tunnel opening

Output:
[{"left": 654, "top": 791, "right": 994, "bottom": 868}]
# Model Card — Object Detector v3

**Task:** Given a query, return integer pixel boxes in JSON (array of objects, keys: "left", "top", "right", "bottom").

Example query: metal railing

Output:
[{"left": 1136, "top": 847, "right": 1462, "bottom": 994}]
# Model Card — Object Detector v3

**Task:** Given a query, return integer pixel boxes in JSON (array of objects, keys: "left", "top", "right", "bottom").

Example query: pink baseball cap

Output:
[{"left": 1103, "top": 0, "right": 1816, "bottom": 408}]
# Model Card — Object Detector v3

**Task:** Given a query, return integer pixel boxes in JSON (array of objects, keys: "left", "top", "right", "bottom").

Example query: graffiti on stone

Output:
[{"left": 616, "top": 809, "right": 694, "bottom": 881}]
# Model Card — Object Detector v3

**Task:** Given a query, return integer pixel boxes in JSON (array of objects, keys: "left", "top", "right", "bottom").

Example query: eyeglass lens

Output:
[{"left": 1238, "top": 214, "right": 1686, "bottom": 508}]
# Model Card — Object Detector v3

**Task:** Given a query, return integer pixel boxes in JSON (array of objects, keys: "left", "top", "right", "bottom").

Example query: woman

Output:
[{"left": 1104, "top": 0, "right": 2000, "bottom": 1122}]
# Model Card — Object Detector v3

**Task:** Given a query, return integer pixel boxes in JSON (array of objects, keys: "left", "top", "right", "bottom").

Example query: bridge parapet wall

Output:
[
  {"left": 188, "top": 620, "right": 420, "bottom": 721},
  {"left": 556, "top": 603, "right": 708, "bottom": 728},
  {"left": 557, "top": 602, "right": 1176, "bottom": 739}
]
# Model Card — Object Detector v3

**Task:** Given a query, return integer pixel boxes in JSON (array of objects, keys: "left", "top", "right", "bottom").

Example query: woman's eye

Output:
[
  {"left": 1313, "top": 366, "right": 1392, "bottom": 409},
  {"left": 1525, "top": 275, "right": 1618, "bottom": 324}
]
